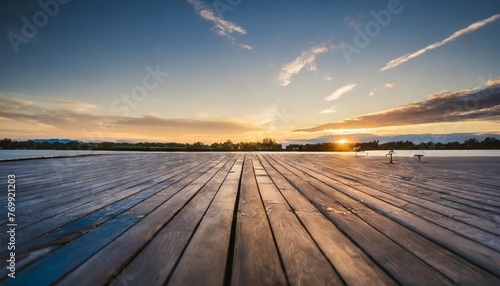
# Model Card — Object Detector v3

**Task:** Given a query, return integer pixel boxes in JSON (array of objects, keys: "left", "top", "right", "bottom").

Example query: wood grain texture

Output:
[
  {"left": 110, "top": 155, "right": 237, "bottom": 286},
  {"left": 257, "top": 155, "right": 397, "bottom": 286},
  {"left": 252, "top": 155, "right": 344, "bottom": 285},
  {"left": 55, "top": 155, "right": 232, "bottom": 285},
  {"left": 271, "top": 154, "right": 500, "bottom": 285},
  {"left": 167, "top": 156, "right": 243, "bottom": 286},
  {"left": 0, "top": 153, "right": 498, "bottom": 285},
  {"left": 230, "top": 155, "right": 287, "bottom": 286},
  {"left": 264, "top": 154, "right": 453, "bottom": 285},
  {"left": 272, "top": 154, "right": 500, "bottom": 278}
]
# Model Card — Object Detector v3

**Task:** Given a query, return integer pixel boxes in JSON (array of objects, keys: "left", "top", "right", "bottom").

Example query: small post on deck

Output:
[
  {"left": 386, "top": 150, "right": 395, "bottom": 163},
  {"left": 414, "top": 154, "right": 424, "bottom": 161},
  {"left": 353, "top": 147, "right": 360, "bottom": 157}
]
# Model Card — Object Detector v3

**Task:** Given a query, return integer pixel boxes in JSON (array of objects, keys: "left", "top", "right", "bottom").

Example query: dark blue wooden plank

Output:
[{"left": 2, "top": 215, "right": 138, "bottom": 286}]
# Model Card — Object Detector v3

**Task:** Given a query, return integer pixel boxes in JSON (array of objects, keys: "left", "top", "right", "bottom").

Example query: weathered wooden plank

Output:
[
  {"left": 17, "top": 153, "right": 204, "bottom": 208},
  {"left": 306, "top": 154, "right": 500, "bottom": 230},
  {"left": 8, "top": 154, "right": 200, "bottom": 210},
  {"left": 0, "top": 154, "right": 218, "bottom": 262},
  {"left": 166, "top": 156, "right": 243, "bottom": 286},
  {"left": 0, "top": 155, "right": 112, "bottom": 185},
  {"left": 111, "top": 155, "right": 238, "bottom": 285},
  {"left": 299, "top": 155, "right": 500, "bottom": 240},
  {"left": 0, "top": 155, "right": 232, "bottom": 285},
  {"left": 272, "top": 154, "right": 500, "bottom": 280},
  {"left": 257, "top": 154, "right": 397, "bottom": 285},
  {"left": 18, "top": 156, "right": 188, "bottom": 214},
  {"left": 231, "top": 155, "right": 287, "bottom": 286},
  {"left": 55, "top": 155, "right": 235, "bottom": 286},
  {"left": 17, "top": 153, "right": 213, "bottom": 217},
  {"left": 264, "top": 154, "right": 453, "bottom": 285},
  {"left": 314, "top": 155, "right": 500, "bottom": 206},
  {"left": 252, "top": 155, "right": 345, "bottom": 285},
  {"left": 9, "top": 155, "right": 148, "bottom": 196},
  {"left": 2, "top": 215, "right": 137, "bottom": 286},
  {"left": 1, "top": 152, "right": 498, "bottom": 285},
  {"left": 272, "top": 154, "right": 500, "bottom": 285},
  {"left": 17, "top": 165, "right": 148, "bottom": 206},
  {"left": 319, "top": 156, "right": 500, "bottom": 219},
  {"left": 300, "top": 154, "right": 500, "bottom": 246},
  {"left": 12, "top": 156, "right": 219, "bottom": 247}
]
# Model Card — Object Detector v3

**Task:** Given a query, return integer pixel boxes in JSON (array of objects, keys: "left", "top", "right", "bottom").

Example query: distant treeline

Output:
[
  {"left": 285, "top": 137, "right": 500, "bottom": 151},
  {"left": 0, "top": 138, "right": 282, "bottom": 151},
  {"left": 1, "top": 137, "right": 499, "bottom": 152}
]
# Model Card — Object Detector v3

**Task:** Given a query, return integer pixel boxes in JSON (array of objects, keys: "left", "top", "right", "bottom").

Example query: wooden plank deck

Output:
[{"left": 1, "top": 153, "right": 499, "bottom": 285}]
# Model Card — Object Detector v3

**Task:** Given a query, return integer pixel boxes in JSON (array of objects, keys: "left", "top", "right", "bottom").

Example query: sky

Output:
[{"left": 1, "top": 0, "right": 499, "bottom": 144}]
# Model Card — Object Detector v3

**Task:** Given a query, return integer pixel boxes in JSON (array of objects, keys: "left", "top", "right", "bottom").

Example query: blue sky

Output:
[{"left": 1, "top": 0, "right": 499, "bottom": 143}]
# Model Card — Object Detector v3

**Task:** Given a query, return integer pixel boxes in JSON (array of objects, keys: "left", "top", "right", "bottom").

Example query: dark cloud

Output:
[{"left": 295, "top": 84, "right": 500, "bottom": 132}]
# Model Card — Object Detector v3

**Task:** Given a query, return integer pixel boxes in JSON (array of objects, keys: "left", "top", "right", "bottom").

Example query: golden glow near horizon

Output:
[{"left": 1, "top": 2, "right": 499, "bottom": 144}]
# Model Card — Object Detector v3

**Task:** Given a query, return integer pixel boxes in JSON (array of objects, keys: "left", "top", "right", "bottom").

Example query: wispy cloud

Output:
[
  {"left": 1, "top": 97, "right": 33, "bottom": 107},
  {"left": 320, "top": 105, "right": 338, "bottom": 114},
  {"left": 49, "top": 99, "right": 97, "bottom": 112},
  {"left": 187, "top": 0, "right": 252, "bottom": 50},
  {"left": 325, "top": 83, "right": 357, "bottom": 101},
  {"left": 369, "top": 83, "right": 395, "bottom": 96},
  {"left": 380, "top": 14, "right": 500, "bottom": 71},
  {"left": 0, "top": 94, "right": 262, "bottom": 141},
  {"left": 278, "top": 43, "right": 330, "bottom": 86},
  {"left": 486, "top": 78, "right": 500, "bottom": 87},
  {"left": 343, "top": 16, "right": 361, "bottom": 29},
  {"left": 237, "top": 43, "right": 253, "bottom": 50},
  {"left": 324, "top": 74, "right": 333, "bottom": 81},
  {"left": 296, "top": 83, "right": 500, "bottom": 132}
]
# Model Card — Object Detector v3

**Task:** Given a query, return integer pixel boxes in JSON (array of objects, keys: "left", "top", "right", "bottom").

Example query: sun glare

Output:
[{"left": 337, "top": 139, "right": 348, "bottom": 144}]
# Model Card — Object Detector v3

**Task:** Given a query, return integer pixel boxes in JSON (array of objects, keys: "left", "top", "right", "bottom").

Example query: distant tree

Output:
[
  {"left": 26, "top": 140, "right": 36, "bottom": 149},
  {"left": 0, "top": 138, "right": 13, "bottom": 149},
  {"left": 222, "top": 140, "right": 235, "bottom": 151},
  {"left": 285, "top": 144, "right": 301, "bottom": 151},
  {"left": 445, "top": 141, "right": 462, "bottom": 149},
  {"left": 481, "top": 137, "right": 500, "bottom": 149},
  {"left": 464, "top": 138, "right": 479, "bottom": 149},
  {"left": 210, "top": 143, "right": 220, "bottom": 150},
  {"left": 261, "top": 138, "right": 276, "bottom": 150},
  {"left": 188, "top": 142, "right": 208, "bottom": 151}
]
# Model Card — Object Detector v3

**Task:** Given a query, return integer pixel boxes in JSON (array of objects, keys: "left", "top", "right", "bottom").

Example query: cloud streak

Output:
[
  {"left": 187, "top": 0, "right": 252, "bottom": 50},
  {"left": 325, "top": 83, "right": 357, "bottom": 101},
  {"left": 278, "top": 43, "right": 330, "bottom": 86},
  {"left": 319, "top": 105, "right": 337, "bottom": 114},
  {"left": 369, "top": 83, "right": 395, "bottom": 96},
  {"left": 0, "top": 95, "right": 262, "bottom": 141},
  {"left": 380, "top": 14, "right": 500, "bottom": 71},
  {"left": 296, "top": 83, "right": 500, "bottom": 132}
]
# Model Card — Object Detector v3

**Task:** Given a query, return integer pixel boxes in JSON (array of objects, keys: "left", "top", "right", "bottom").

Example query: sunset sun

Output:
[{"left": 337, "top": 139, "right": 348, "bottom": 145}]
